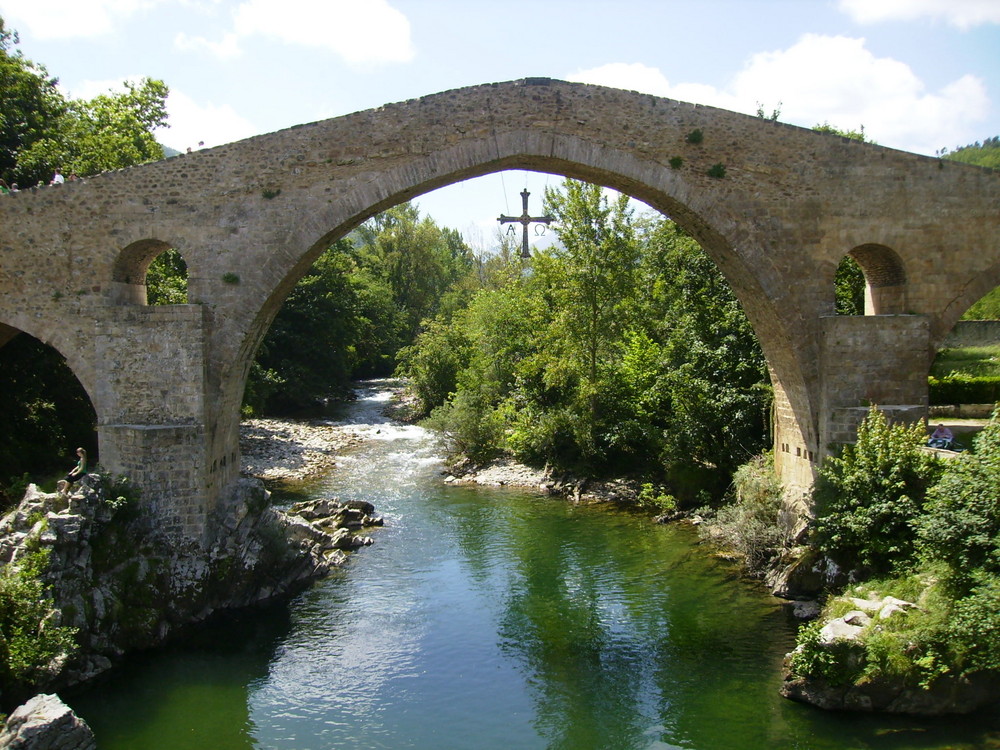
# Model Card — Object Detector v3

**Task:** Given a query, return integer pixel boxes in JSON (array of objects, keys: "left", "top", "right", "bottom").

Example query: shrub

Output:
[
  {"left": 424, "top": 389, "right": 503, "bottom": 463},
  {"left": 0, "top": 550, "right": 77, "bottom": 698},
  {"left": 812, "top": 408, "right": 943, "bottom": 576},
  {"left": 710, "top": 453, "right": 788, "bottom": 575},
  {"left": 946, "top": 575, "right": 1000, "bottom": 674},
  {"left": 637, "top": 483, "right": 677, "bottom": 513},
  {"left": 917, "top": 409, "right": 1000, "bottom": 590}
]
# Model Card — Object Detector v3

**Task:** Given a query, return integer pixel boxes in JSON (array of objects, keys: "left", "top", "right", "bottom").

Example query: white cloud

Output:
[
  {"left": 174, "top": 30, "right": 241, "bottom": 60},
  {"left": 177, "top": 0, "right": 414, "bottom": 64},
  {"left": 55, "top": 76, "right": 258, "bottom": 149},
  {"left": 0, "top": 0, "right": 159, "bottom": 38},
  {"left": 569, "top": 34, "right": 990, "bottom": 156},
  {"left": 157, "top": 88, "right": 259, "bottom": 150},
  {"left": 59, "top": 76, "right": 141, "bottom": 101},
  {"left": 839, "top": 0, "right": 1000, "bottom": 29}
]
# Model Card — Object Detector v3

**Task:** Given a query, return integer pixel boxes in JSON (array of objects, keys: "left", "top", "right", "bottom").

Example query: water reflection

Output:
[{"left": 68, "top": 382, "right": 1000, "bottom": 749}]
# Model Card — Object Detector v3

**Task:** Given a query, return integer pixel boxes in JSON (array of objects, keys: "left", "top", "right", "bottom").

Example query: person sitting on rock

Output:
[{"left": 62, "top": 447, "right": 88, "bottom": 486}]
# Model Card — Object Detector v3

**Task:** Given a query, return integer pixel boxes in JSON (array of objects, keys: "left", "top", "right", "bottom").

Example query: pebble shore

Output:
[{"left": 240, "top": 418, "right": 362, "bottom": 482}]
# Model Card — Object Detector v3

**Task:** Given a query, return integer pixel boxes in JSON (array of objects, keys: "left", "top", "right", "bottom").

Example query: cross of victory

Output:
[{"left": 498, "top": 189, "right": 554, "bottom": 258}]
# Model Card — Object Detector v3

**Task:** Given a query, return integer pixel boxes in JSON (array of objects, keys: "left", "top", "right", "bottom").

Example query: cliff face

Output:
[{"left": 0, "top": 475, "right": 381, "bottom": 706}]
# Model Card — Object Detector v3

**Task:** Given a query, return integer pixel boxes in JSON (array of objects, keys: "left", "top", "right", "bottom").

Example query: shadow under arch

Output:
[
  {"left": 111, "top": 238, "right": 189, "bottom": 305},
  {"left": 0, "top": 318, "right": 98, "bottom": 486},
  {"left": 845, "top": 243, "right": 908, "bottom": 315}
]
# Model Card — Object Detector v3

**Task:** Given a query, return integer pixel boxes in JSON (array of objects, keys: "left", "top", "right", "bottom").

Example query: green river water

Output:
[{"left": 68, "top": 383, "right": 1000, "bottom": 749}]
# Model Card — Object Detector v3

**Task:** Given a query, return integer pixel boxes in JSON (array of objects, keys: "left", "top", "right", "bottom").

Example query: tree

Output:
[
  {"left": 940, "top": 136, "right": 1000, "bottom": 170},
  {"left": 0, "top": 17, "right": 66, "bottom": 186},
  {"left": 635, "top": 218, "right": 770, "bottom": 489},
  {"left": 812, "top": 408, "right": 942, "bottom": 576},
  {"left": 400, "top": 180, "right": 772, "bottom": 494},
  {"left": 15, "top": 77, "right": 168, "bottom": 182},
  {"left": 835, "top": 255, "right": 866, "bottom": 315},
  {"left": 145, "top": 249, "right": 188, "bottom": 305}
]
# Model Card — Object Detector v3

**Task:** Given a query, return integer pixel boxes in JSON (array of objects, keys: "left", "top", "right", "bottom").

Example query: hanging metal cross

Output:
[{"left": 497, "top": 189, "right": 554, "bottom": 258}]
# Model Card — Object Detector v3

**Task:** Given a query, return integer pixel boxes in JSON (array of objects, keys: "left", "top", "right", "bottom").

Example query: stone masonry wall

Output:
[{"left": 819, "top": 315, "right": 931, "bottom": 445}]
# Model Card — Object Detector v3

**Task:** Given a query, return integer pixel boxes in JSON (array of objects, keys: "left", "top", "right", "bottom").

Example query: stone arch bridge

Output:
[{"left": 1, "top": 79, "right": 998, "bottom": 542}]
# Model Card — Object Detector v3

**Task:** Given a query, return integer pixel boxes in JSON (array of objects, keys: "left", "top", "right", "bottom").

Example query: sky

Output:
[{"left": 1, "top": 0, "right": 998, "bottom": 249}]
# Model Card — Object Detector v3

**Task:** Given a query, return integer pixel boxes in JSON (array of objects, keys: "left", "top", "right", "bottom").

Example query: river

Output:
[{"left": 69, "top": 382, "right": 998, "bottom": 749}]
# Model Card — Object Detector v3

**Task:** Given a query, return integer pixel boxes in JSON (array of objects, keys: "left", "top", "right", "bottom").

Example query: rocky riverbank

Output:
[
  {"left": 0, "top": 409, "right": 393, "bottom": 747},
  {"left": 443, "top": 457, "right": 646, "bottom": 505},
  {"left": 240, "top": 417, "right": 363, "bottom": 483}
]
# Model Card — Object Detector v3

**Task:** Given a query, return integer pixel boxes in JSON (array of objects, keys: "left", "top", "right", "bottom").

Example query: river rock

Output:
[
  {"left": 767, "top": 547, "right": 848, "bottom": 599},
  {"left": 781, "top": 590, "right": 997, "bottom": 714},
  {"left": 0, "top": 693, "right": 95, "bottom": 750}
]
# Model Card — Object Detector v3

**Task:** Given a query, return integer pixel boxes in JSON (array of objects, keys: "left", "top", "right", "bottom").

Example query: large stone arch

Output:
[{"left": 209, "top": 135, "right": 818, "bottom": 505}]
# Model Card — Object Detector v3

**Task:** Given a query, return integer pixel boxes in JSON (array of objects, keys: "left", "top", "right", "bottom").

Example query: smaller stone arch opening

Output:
[
  {"left": 836, "top": 243, "right": 907, "bottom": 315},
  {"left": 111, "top": 239, "right": 189, "bottom": 305}
]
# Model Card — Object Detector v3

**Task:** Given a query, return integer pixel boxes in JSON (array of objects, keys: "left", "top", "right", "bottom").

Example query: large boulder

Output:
[{"left": 0, "top": 694, "right": 95, "bottom": 750}]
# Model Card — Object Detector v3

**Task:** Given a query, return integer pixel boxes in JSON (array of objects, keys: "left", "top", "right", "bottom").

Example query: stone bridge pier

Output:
[{"left": 1, "top": 79, "right": 997, "bottom": 543}]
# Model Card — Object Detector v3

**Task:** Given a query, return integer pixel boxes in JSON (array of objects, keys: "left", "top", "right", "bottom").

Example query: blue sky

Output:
[{"left": 1, "top": 0, "right": 998, "bottom": 247}]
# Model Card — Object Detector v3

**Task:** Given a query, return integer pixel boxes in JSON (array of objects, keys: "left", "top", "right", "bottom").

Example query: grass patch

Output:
[{"left": 930, "top": 346, "right": 1000, "bottom": 378}]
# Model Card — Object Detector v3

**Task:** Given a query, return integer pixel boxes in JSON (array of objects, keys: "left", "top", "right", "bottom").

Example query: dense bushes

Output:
[
  {"left": 928, "top": 373, "right": 1000, "bottom": 405},
  {"left": 709, "top": 453, "right": 790, "bottom": 575},
  {"left": 811, "top": 408, "right": 942, "bottom": 576},
  {"left": 0, "top": 549, "right": 77, "bottom": 704}
]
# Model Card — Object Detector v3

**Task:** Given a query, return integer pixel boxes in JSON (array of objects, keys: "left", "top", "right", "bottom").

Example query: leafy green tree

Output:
[
  {"left": 639, "top": 219, "right": 770, "bottom": 488},
  {"left": 941, "top": 136, "right": 1000, "bottom": 170},
  {"left": 246, "top": 241, "right": 372, "bottom": 413},
  {"left": 835, "top": 255, "right": 866, "bottom": 315},
  {"left": 0, "top": 17, "right": 67, "bottom": 187},
  {"left": 145, "top": 249, "right": 188, "bottom": 305},
  {"left": 405, "top": 181, "right": 770, "bottom": 493},
  {"left": 812, "top": 408, "right": 943, "bottom": 575},
  {"left": 355, "top": 204, "right": 475, "bottom": 340},
  {"left": 16, "top": 77, "right": 167, "bottom": 181},
  {"left": 917, "top": 410, "right": 1000, "bottom": 590},
  {"left": 540, "top": 180, "right": 640, "bottom": 437}
]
